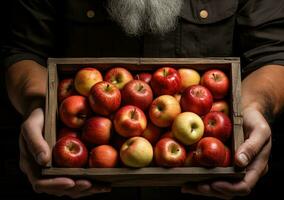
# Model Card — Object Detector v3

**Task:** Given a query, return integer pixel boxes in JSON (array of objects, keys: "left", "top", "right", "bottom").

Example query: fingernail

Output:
[
  {"left": 238, "top": 153, "right": 249, "bottom": 166},
  {"left": 36, "top": 152, "right": 46, "bottom": 165}
]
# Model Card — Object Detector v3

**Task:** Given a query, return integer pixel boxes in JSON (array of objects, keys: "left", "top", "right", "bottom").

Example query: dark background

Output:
[{"left": 0, "top": 1, "right": 281, "bottom": 199}]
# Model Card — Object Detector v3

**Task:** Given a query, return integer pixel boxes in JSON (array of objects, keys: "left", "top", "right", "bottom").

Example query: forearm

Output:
[
  {"left": 242, "top": 64, "right": 284, "bottom": 121},
  {"left": 5, "top": 60, "right": 47, "bottom": 116}
]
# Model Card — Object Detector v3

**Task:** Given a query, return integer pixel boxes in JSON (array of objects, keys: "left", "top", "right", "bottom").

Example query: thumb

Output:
[
  {"left": 235, "top": 122, "right": 271, "bottom": 168},
  {"left": 21, "top": 108, "right": 51, "bottom": 166}
]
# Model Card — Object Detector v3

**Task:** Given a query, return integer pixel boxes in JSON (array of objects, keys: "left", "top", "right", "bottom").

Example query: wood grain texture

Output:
[
  {"left": 44, "top": 60, "right": 58, "bottom": 167},
  {"left": 42, "top": 167, "right": 245, "bottom": 187},
  {"left": 231, "top": 62, "right": 244, "bottom": 155}
]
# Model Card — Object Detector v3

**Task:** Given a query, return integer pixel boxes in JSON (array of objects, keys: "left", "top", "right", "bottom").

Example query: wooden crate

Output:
[{"left": 42, "top": 57, "right": 245, "bottom": 187}]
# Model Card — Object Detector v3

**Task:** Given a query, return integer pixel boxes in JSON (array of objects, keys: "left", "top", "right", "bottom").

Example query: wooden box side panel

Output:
[
  {"left": 44, "top": 61, "right": 58, "bottom": 167},
  {"left": 55, "top": 58, "right": 235, "bottom": 80},
  {"left": 42, "top": 167, "right": 245, "bottom": 187},
  {"left": 230, "top": 63, "right": 244, "bottom": 154}
]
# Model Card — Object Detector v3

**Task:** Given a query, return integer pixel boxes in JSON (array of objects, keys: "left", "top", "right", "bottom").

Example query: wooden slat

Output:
[
  {"left": 42, "top": 167, "right": 245, "bottom": 187},
  {"left": 48, "top": 57, "right": 240, "bottom": 65},
  {"left": 231, "top": 62, "right": 244, "bottom": 155},
  {"left": 231, "top": 62, "right": 242, "bottom": 118},
  {"left": 44, "top": 60, "right": 58, "bottom": 167}
]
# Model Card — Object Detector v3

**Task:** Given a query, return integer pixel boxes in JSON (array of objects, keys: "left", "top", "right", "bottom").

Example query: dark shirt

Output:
[{"left": 2, "top": 0, "right": 284, "bottom": 76}]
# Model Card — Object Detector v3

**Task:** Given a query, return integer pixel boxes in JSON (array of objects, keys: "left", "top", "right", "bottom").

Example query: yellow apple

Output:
[
  {"left": 120, "top": 137, "right": 153, "bottom": 168},
  {"left": 178, "top": 68, "right": 200, "bottom": 91},
  {"left": 149, "top": 95, "right": 181, "bottom": 127},
  {"left": 172, "top": 112, "right": 204, "bottom": 145},
  {"left": 74, "top": 67, "right": 103, "bottom": 96}
]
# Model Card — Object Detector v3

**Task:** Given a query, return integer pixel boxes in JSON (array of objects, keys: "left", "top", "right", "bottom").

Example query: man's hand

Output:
[
  {"left": 19, "top": 108, "right": 111, "bottom": 198},
  {"left": 181, "top": 65, "right": 284, "bottom": 199},
  {"left": 182, "top": 105, "right": 271, "bottom": 199}
]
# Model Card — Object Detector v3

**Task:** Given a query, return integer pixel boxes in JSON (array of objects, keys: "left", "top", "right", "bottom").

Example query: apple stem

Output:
[
  {"left": 195, "top": 89, "right": 204, "bottom": 98},
  {"left": 131, "top": 109, "right": 137, "bottom": 119},
  {"left": 212, "top": 73, "right": 219, "bottom": 81},
  {"left": 67, "top": 142, "right": 79, "bottom": 154},
  {"left": 163, "top": 68, "right": 168, "bottom": 77},
  {"left": 78, "top": 114, "right": 87, "bottom": 119},
  {"left": 106, "top": 84, "right": 111, "bottom": 91},
  {"left": 138, "top": 84, "right": 144, "bottom": 92},
  {"left": 209, "top": 120, "right": 216, "bottom": 126},
  {"left": 171, "top": 148, "right": 180, "bottom": 154}
]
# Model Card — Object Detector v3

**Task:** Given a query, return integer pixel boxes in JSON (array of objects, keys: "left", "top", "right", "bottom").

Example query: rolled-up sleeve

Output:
[
  {"left": 237, "top": 0, "right": 284, "bottom": 74},
  {"left": 1, "top": 0, "right": 56, "bottom": 69}
]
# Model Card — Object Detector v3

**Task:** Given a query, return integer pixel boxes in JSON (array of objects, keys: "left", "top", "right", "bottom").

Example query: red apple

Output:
[
  {"left": 82, "top": 117, "right": 112, "bottom": 145},
  {"left": 151, "top": 67, "right": 182, "bottom": 96},
  {"left": 221, "top": 146, "right": 231, "bottom": 167},
  {"left": 120, "top": 137, "right": 153, "bottom": 168},
  {"left": 203, "top": 111, "right": 232, "bottom": 143},
  {"left": 58, "top": 78, "right": 77, "bottom": 102},
  {"left": 57, "top": 127, "right": 79, "bottom": 140},
  {"left": 114, "top": 105, "right": 147, "bottom": 138},
  {"left": 89, "top": 145, "right": 118, "bottom": 168},
  {"left": 178, "top": 68, "right": 200, "bottom": 91},
  {"left": 154, "top": 138, "right": 186, "bottom": 167},
  {"left": 149, "top": 95, "right": 181, "bottom": 127},
  {"left": 194, "top": 137, "right": 226, "bottom": 167},
  {"left": 89, "top": 81, "right": 121, "bottom": 116},
  {"left": 141, "top": 122, "right": 162, "bottom": 145},
  {"left": 104, "top": 67, "right": 133, "bottom": 89},
  {"left": 180, "top": 85, "right": 213, "bottom": 116},
  {"left": 210, "top": 100, "right": 230, "bottom": 116},
  {"left": 121, "top": 80, "right": 153, "bottom": 111},
  {"left": 135, "top": 72, "right": 152, "bottom": 84},
  {"left": 59, "top": 95, "right": 91, "bottom": 128},
  {"left": 172, "top": 112, "right": 204, "bottom": 145},
  {"left": 74, "top": 67, "right": 103, "bottom": 96},
  {"left": 201, "top": 69, "right": 229, "bottom": 99},
  {"left": 53, "top": 136, "right": 88, "bottom": 168}
]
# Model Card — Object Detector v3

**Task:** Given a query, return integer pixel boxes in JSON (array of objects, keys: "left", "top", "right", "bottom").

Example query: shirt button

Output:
[
  {"left": 200, "top": 10, "right": 208, "bottom": 19},
  {"left": 86, "top": 10, "right": 95, "bottom": 18}
]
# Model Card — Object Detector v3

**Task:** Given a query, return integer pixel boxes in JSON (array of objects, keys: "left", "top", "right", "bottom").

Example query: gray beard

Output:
[{"left": 107, "top": 0, "right": 183, "bottom": 36}]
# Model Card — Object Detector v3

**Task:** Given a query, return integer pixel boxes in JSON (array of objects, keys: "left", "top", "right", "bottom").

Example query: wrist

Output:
[
  {"left": 241, "top": 65, "right": 284, "bottom": 124},
  {"left": 5, "top": 60, "right": 47, "bottom": 116},
  {"left": 242, "top": 99, "right": 274, "bottom": 125}
]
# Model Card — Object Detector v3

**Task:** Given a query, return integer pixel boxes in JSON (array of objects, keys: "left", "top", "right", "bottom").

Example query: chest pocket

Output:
[
  {"left": 178, "top": 0, "right": 238, "bottom": 57},
  {"left": 62, "top": 0, "right": 109, "bottom": 24},
  {"left": 180, "top": 0, "right": 238, "bottom": 24}
]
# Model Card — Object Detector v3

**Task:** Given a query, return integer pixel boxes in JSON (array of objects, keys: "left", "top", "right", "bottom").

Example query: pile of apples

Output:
[{"left": 53, "top": 66, "right": 232, "bottom": 169}]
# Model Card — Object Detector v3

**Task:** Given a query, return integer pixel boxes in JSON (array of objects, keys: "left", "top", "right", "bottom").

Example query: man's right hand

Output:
[{"left": 19, "top": 107, "right": 111, "bottom": 198}]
